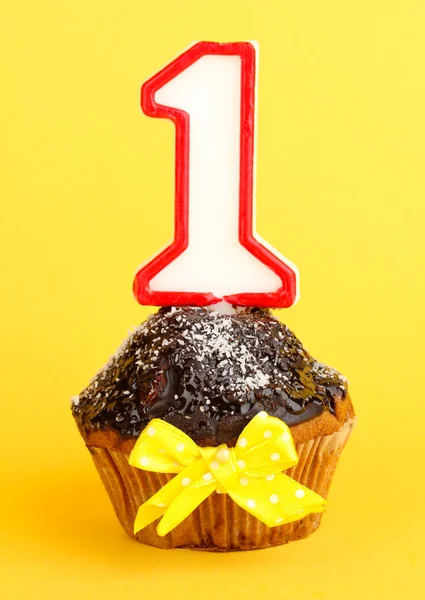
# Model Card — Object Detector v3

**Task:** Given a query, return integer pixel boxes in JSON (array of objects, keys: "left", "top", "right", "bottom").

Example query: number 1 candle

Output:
[{"left": 133, "top": 41, "right": 299, "bottom": 308}]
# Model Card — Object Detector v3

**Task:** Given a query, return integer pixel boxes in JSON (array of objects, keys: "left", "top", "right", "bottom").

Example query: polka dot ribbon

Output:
[{"left": 129, "top": 411, "right": 326, "bottom": 536}]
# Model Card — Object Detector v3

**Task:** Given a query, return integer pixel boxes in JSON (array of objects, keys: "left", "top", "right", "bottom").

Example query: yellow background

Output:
[{"left": 1, "top": 0, "right": 424, "bottom": 598}]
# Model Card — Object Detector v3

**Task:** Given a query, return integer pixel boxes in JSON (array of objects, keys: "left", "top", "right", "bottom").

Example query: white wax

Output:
[
  {"left": 150, "top": 53, "right": 282, "bottom": 296},
  {"left": 148, "top": 46, "right": 298, "bottom": 302}
]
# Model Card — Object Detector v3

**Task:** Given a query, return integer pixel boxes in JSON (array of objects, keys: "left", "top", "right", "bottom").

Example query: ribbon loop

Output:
[
  {"left": 235, "top": 411, "right": 298, "bottom": 476},
  {"left": 130, "top": 418, "right": 201, "bottom": 474}
]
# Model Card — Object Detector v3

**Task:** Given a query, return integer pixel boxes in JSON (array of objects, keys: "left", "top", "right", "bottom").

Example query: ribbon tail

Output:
[
  {"left": 274, "top": 473, "right": 327, "bottom": 524},
  {"left": 134, "top": 491, "right": 169, "bottom": 534},
  {"left": 154, "top": 458, "right": 218, "bottom": 537},
  {"left": 133, "top": 458, "right": 216, "bottom": 536},
  {"left": 157, "top": 479, "right": 217, "bottom": 537},
  {"left": 133, "top": 462, "right": 205, "bottom": 534},
  {"left": 227, "top": 472, "right": 326, "bottom": 528}
]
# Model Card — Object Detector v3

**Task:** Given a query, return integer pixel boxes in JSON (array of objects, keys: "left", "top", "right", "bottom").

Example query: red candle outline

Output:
[{"left": 133, "top": 41, "right": 298, "bottom": 308}]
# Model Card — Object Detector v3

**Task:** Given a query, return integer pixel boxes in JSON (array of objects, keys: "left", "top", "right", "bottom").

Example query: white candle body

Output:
[{"left": 150, "top": 53, "right": 282, "bottom": 297}]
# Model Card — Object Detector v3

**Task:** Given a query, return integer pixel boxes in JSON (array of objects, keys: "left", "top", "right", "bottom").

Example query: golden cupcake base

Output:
[{"left": 89, "top": 418, "right": 355, "bottom": 551}]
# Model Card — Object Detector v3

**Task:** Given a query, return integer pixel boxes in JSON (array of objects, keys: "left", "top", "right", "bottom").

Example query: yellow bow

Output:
[{"left": 129, "top": 411, "right": 326, "bottom": 536}]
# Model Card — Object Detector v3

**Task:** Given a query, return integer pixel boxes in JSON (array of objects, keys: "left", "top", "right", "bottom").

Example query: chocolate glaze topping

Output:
[{"left": 72, "top": 307, "right": 348, "bottom": 445}]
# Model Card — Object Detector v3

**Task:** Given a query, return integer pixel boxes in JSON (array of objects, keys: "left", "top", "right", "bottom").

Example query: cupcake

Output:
[{"left": 72, "top": 306, "right": 355, "bottom": 551}]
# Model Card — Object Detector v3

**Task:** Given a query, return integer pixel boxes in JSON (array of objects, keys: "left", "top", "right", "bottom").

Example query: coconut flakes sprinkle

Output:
[{"left": 71, "top": 306, "right": 348, "bottom": 442}]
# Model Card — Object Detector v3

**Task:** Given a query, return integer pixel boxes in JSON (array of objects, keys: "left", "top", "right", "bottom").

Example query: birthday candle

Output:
[{"left": 133, "top": 41, "right": 299, "bottom": 308}]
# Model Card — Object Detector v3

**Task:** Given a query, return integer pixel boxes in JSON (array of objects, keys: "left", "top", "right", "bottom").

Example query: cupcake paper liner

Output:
[{"left": 89, "top": 418, "right": 355, "bottom": 551}]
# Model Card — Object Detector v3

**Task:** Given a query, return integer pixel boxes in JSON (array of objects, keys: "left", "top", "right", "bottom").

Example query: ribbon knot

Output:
[
  {"left": 198, "top": 445, "right": 237, "bottom": 492},
  {"left": 129, "top": 411, "right": 326, "bottom": 537}
]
